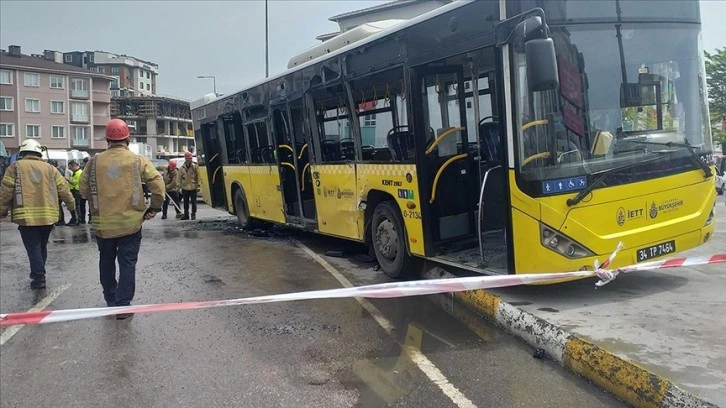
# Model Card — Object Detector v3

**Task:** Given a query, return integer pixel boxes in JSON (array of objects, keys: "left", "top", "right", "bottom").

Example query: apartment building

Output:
[
  {"left": 0, "top": 45, "right": 113, "bottom": 153},
  {"left": 111, "top": 96, "right": 194, "bottom": 158},
  {"left": 56, "top": 50, "right": 158, "bottom": 97}
]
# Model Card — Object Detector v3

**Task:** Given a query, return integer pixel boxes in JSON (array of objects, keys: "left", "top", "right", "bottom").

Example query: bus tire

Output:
[
  {"left": 371, "top": 201, "right": 418, "bottom": 278},
  {"left": 234, "top": 189, "right": 255, "bottom": 230}
]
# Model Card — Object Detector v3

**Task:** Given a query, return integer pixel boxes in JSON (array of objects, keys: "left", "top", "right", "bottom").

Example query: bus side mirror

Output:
[{"left": 526, "top": 38, "right": 559, "bottom": 92}]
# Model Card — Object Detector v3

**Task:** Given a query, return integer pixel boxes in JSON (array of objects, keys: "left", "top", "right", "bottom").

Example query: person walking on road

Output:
[
  {"left": 0, "top": 139, "right": 76, "bottom": 289},
  {"left": 162, "top": 160, "right": 182, "bottom": 219},
  {"left": 178, "top": 151, "right": 199, "bottom": 220},
  {"left": 79, "top": 119, "right": 165, "bottom": 319},
  {"left": 66, "top": 160, "right": 86, "bottom": 225}
]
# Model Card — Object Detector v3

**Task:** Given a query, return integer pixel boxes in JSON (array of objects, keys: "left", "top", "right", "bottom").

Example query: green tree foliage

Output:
[{"left": 705, "top": 48, "right": 726, "bottom": 153}]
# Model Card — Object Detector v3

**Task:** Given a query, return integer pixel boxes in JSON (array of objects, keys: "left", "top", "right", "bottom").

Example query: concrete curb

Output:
[{"left": 451, "top": 288, "right": 718, "bottom": 408}]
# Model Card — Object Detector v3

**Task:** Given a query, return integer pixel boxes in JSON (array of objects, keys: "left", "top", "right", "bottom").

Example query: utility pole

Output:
[{"left": 265, "top": 0, "right": 270, "bottom": 78}]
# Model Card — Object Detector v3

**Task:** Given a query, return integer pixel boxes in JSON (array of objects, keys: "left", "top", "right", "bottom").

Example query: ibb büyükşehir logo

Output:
[
  {"left": 616, "top": 207, "right": 626, "bottom": 226},
  {"left": 649, "top": 201, "right": 658, "bottom": 219}
]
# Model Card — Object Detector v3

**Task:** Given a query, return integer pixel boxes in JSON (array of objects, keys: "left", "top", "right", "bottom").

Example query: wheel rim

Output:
[{"left": 375, "top": 218, "right": 398, "bottom": 260}]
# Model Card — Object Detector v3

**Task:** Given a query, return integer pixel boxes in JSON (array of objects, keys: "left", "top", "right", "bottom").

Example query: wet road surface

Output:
[{"left": 1, "top": 208, "right": 626, "bottom": 407}]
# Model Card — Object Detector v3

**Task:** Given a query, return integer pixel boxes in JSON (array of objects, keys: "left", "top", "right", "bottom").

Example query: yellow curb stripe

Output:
[
  {"left": 563, "top": 337, "right": 670, "bottom": 408},
  {"left": 454, "top": 289, "right": 501, "bottom": 319}
]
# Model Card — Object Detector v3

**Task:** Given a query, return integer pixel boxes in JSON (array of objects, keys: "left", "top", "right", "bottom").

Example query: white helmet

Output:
[{"left": 18, "top": 139, "right": 43, "bottom": 155}]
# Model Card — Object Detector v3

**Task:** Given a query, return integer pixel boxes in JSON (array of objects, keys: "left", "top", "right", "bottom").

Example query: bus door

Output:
[
  {"left": 416, "top": 66, "right": 478, "bottom": 251},
  {"left": 308, "top": 85, "right": 362, "bottom": 240},
  {"left": 197, "top": 120, "right": 226, "bottom": 208},
  {"left": 272, "top": 100, "right": 317, "bottom": 225},
  {"left": 468, "top": 67, "right": 509, "bottom": 273}
]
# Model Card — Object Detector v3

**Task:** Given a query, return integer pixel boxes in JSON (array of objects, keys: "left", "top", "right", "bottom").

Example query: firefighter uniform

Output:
[
  {"left": 179, "top": 152, "right": 199, "bottom": 220},
  {"left": 0, "top": 140, "right": 76, "bottom": 288},
  {"left": 162, "top": 161, "right": 181, "bottom": 219},
  {"left": 79, "top": 119, "right": 165, "bottom": 312}
]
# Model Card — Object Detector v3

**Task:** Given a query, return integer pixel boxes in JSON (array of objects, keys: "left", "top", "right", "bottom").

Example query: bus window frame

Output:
[{"left": 242, "top": 115, "right": 273, "bottom": 165}]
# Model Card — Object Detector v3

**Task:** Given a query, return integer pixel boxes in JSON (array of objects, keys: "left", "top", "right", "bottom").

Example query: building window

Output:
[
  {"left": 146, "top": 83, "right": 150, "bottom": 91},
  {"left": 110, "top": 76, "right": 120, "bottom": 89},
  {"left": 94, "top": 67, "right": 104, "bottom": 74},
  {"left": 64, "top": 54, "right": 72, "bottom": 63},
  {"left": 24, "top": 73, "right": 40, "bottom": 87},
  {"left": 50, "top": 75, "right": 64, "bottom": 89},
  {"left": 0, "top": 96, "right": 13, "bottom": 111},
  {"left": 0, "top": 69, "right": 12, "bottom": 85},
  {"left": 25, "top": 98, "right": 40, "bottom": 113},
  {"left": 0, "top": 123, "right": 14, "bottom": 137},
  {"left": 139, "top": 82, "right": 144, "bottom": 90},
  {"left": 111, "top": 90, "right": 120, "bottom": 97},
  {"left": 71, "top": 102, "right": 89, "bottom": 122},
  {"left": 88, "top": 53, "right": 94, "bottom": 63},
  {"left": 71, "top": 126, "right": 89, "bottom": 146},
  {"left": 51, "top": 125, "right": 65, "bottom": 139},
  {"left": 70, "top": 78, "right": 89, "bottom": 98},
  {"left": 26, "top": 125, "right": 41, "bottom": 138},
  {"left": 111, "top": 66, "right": 119, "bottom": 75},
  {"left": 363, "top": 113, "right": 376, "bottom": 127},
  {"left": 146, "top": 71, "right": 150, "bottom": 79},
  {"left": 50, "top": 100, "right": 65, "bottom": 114}
]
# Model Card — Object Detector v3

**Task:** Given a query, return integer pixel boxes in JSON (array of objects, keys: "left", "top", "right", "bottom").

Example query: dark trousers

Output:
[
  {"left": 70, "top": 190, "right": 86, "bottom": 222},
  {"left": 182, "top": 189, "right": 197, "bottom": 216},
  {"left": 96, "top": 229, "right": 142, "bottom": 307},
  {"left": 18, "top": 225, "right": 54, "bottom": 281},
  {"left": 163, "top": 191, "right": 181, "bottom": 216}
]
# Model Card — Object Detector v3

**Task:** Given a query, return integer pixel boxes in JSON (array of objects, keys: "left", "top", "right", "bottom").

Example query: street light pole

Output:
[
  {"left": 265, "top": 0, "right": 269, "bottom": 78},
  {"left": 197, "top": 75, "right": 217, "bottom": 95}
]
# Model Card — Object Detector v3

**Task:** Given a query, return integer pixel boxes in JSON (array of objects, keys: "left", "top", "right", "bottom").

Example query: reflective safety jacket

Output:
[
  {"left": 164, "top": 169, "right": 180, "bottom": 192},
  {"left": 79, "top": 144, "right": 165, "bottom": 239},
  {"left": 179, "top": 161, "right": 199, "bottom": 191},
  {"left": 68, "top": 168, "right": 82, "bottom": 191},
  {"left": 0, "top": 156, "right": 76, "bottom": 226}
]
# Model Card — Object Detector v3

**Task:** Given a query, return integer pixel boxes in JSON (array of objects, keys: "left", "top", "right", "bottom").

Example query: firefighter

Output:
[
  {"left": 0, "top": 139, "right": 76, "bottom": 289},
  {"left": 178, "top": 151, "right": 199, "bottom": 220},
  {"left": 79, "top": 119, "right": 165, "bottom": 319},
  {"left": 162, "top": 159, "right": 182, "bottom": 219},
  {"left": 66, "top": 160, "right": 86, "bottom": 225}
]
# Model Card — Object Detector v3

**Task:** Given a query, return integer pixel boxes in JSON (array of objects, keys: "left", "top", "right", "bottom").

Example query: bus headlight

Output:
[{"left": 540, "top": 224, "right": 595, "bottom": 259}]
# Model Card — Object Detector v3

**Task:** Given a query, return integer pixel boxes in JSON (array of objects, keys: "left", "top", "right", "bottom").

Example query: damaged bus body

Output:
[{"left": 192, "top": 0, "right": 716, "bottom": 278}]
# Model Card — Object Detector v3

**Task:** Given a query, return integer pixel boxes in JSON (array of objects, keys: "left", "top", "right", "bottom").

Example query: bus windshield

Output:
[{"left": 512, "top": 13, "right": 712, "bottom": 196}]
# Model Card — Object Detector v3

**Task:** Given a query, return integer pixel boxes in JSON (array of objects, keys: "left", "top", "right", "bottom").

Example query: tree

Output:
[{"left": 705, "top": 48, "right": 726, "bottom": 153}]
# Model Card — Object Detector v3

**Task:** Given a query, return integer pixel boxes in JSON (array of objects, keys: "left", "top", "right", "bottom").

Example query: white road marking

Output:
[
  {"left": 294, "top": 240, "right": 477, "bottom": 408},
  {"left": 0, "top": 284, "right": 70, "bottom": 346}
]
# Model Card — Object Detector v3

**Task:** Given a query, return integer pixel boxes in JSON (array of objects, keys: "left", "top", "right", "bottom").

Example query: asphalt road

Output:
[{"left": 0, "top": 208, "right": 626, "bottom": 408}]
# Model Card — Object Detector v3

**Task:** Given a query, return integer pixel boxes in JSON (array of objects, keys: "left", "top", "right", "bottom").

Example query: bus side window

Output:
[
  {"left": 350, "top": 69, "right": 411, "bottom": 163},
  {"left": 222, "top": 113, "right": 246, "bottom": 164},
  {"left": 312, "top": 86, "right": 352, "bottom": 163},
  {"left": 246, "top": 121, "right": 273, "bottom": 164}
]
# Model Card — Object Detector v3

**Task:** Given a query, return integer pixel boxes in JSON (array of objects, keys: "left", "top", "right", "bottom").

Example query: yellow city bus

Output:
[{"left": 191, "top": 0, "right": 716, "bottom": 278}]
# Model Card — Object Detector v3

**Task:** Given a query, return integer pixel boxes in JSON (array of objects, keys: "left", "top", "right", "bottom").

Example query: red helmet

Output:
[
  {"left": 106, "top": 119, "right": 130, "bottom": 141},
  {"left": 184, "top": 151, "right": 193, "bottom": 159},
  {"left": 168, "top": 160, "right": 177, "bottom": 169}
]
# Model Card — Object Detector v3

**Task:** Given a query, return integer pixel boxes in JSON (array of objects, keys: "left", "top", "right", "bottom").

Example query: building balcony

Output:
[
  {"left": 71, "top": 114, "right": 90, "bottom": 123},
  {"left": 70, "top": 89, "right": 90, "bottom": 99},
  {"left": 72, "top": 138, "right": 89, "bottom": 147}
]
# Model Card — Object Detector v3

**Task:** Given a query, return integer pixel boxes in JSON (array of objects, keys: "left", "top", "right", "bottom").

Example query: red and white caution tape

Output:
[{"left": 1, "top": 249, "right": 724, "bottom": 327}]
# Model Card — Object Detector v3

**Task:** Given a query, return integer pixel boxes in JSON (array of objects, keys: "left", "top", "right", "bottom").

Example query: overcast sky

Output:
[{"left": 2, "top": 0, "right": 724, "bottom": 102}]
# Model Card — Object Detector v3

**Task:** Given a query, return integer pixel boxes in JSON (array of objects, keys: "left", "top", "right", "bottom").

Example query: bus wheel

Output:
[
  {"left": 234, "top": 189, "right": 254, "bottom": 230},
  {"left": 372, "top": 201, "right": 417, "bottom": 278}
]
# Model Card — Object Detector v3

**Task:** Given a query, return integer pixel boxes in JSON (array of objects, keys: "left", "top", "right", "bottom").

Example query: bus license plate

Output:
[{"left": 637, "top": 240, "right": 676, "bottom": 262}]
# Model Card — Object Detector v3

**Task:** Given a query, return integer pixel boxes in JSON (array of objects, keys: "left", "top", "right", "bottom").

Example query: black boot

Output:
[{"left": 191, "top": 214, "right": 196, "bottom": 220}]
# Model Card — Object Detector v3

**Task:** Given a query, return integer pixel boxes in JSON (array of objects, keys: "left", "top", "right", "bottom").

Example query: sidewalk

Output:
[{"left": 431, "top": 195, "right": 726, "bottom": 408}]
